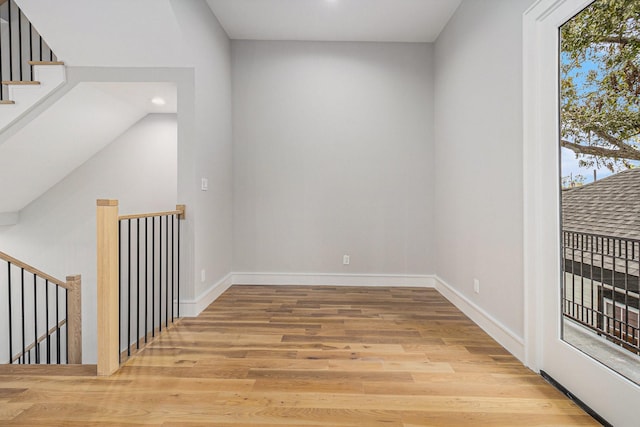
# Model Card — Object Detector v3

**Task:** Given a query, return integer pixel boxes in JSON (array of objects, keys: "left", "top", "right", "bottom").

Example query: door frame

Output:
[{"left": 523, "top": 0, "right": 640, "bottom": 424}]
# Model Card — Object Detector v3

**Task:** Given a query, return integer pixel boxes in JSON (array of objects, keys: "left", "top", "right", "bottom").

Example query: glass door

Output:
[
  {"left": 559, "top": 0, "right": 640, "bottom": 387},
  {"left": 525, "top": 1, "right": 640, "bottom": 425}
]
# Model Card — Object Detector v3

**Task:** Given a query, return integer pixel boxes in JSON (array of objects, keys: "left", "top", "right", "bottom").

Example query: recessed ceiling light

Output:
[{"left": 151, "top": 96, "right": 166, "bottom": 106}]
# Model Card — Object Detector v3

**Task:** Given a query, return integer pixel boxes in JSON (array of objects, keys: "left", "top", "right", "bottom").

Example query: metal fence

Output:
[{"left": 562, "top": 230, "right": 640, "bottom": 355}]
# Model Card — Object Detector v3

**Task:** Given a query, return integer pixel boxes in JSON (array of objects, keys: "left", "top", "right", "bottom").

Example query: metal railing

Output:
[
  {"left": 562, "top": 230, "right": 640, "bottom": 355},
  {"left": 118, "top": 208, "right": 183, "bottom": 364},
  {"left": 0, "top": 0, "right": 58, "bottom": 101},
  {"left": 1, "top": 250, "right": 81, "bottom": 364},
  {"left": 96, "top": 200, "right": 185, "bottom": 375}
]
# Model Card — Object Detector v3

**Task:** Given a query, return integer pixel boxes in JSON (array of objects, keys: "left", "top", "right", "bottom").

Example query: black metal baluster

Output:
[
  {"left": 159, "top": 216, "right": 162, "bottom": 332},
  {"left": 152, "top": 216, "right": 155, "bottom": 337},
  {"left": 8, "top": 0, "right": 13, "bottom": 81},
  {"left": 589, "top": 234, "right": 594, "bottom": 326},
  {"left": 21, "top": 268, "right": 25, "bottom": 364},
  {"left": 570, "top": 233, "right": 576, "bottom": 317},
  {"left": 127, "top": 219, "right": 132, "bottom": 357},
  {"left": 118, "top": 220, "right": 122, "bottom": 363},
  {"left": 580, "top": 234, "right": 585, "bottom": 322},
  {"left": 7, "top": 262, "right": 13, "bottom": 363},
  {"left": 592, "top": 235, "right": 598, "bottom": 327},
  {"left": 624, "top": 240, "right": 630, "bottom": 344},
  {"left": 145, "top": 217, "right": 148, "bottom": 343},
  {"left": 627, "top": 242, "right": 640, "bottom": 354},
  {"left": 17, "top": 8, "right": 21, "bottom": 81},
  {"left": 165, "top": 215, "right": 169, "bottom": 328},
  {"left": 56, "top": 285, "right": 60, "bottom": 364},
  {"left": 46, "top": 279, "right": 50, "bottom": 364},
  {"left": 176, "top": 212, "right": 180, "bottom": 319},
  {"left": 65, "top": 289, "right": 68, "bottom": 364},
  {"left": 612, "top": 239, "right": 617, "bottom": 340},
  {"left": 28, "top": 21, "right": 32, "bottom": 80},
  {"left": 33, "top": 273, "right": 38, "bottom": 363},
  {"left": 171, "top": 215, "right": 174, "bottom": 323},
  {"left": 603, "top": 237, "right": 608, "bottom": 334},
  {"left": 136, "top": 218, "right": 140, "bottom": 349}
]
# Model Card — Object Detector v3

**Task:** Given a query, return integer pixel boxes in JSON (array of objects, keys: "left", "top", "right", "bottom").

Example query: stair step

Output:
[
  {"left": 0, "top": 100, "right": 15, "bottom": 105},
  {"left": 28, "top": 61, "right": 65, "bottom": 66},
  {"left": 1, "top": 81, "right": 41, "bottom": 85},
  {"left": 0, "top": 364, "right": 97, "bottom": 377}
]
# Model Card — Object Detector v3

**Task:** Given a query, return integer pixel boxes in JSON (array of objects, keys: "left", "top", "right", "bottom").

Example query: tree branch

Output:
[
  {"left": 561, "top": 139, "right": 640, "bottom": 161},
  {"left": 600, "top": 36, "right": 640, "bottom": 45},
  {"left": 590, "top": 128, "right": 637, "bottom": 153}
]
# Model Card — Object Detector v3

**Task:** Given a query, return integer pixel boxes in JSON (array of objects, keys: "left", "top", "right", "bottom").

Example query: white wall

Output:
[
  {"left": 170, "top": 0, "right": 233, "bottom": 300},
  {"left": 15, "top": 0, "right": 233, "bottom": 304},
  {"left": 434, "top": 0, "right": 533, "bottom": 339},
  {"left": 232, "top": 41, "right": 434, "bottom": 276},
  {"left": 0, "top": 114, "right": 177, "bottom": 363}
]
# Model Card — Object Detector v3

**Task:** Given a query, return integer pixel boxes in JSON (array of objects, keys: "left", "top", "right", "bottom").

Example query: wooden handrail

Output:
[
  {"left": 1, "top": 252, "right": 82, "bottom": 364},
  {"left": 10, "top": 319, "right": 67, "bottom": 363},
  {"left": 27, "top": 61, "right": 65, "bottom": 66},
  {"left": 0, "top": 250, "right": 68, "bottom": 289},
  {"left": 119, "top": 205, "right": 185, "bottom": 221}
]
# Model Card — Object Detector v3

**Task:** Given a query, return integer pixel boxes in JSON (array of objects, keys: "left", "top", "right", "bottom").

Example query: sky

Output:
[
  {"left": 559, "top": 42, "right": 631, "bottom": 185},
  {"left": 559, "top": 57, "right": 611, "bottom": 186},
  {"left": 560, "top": 147, "right": 615, "bottom": 185}
]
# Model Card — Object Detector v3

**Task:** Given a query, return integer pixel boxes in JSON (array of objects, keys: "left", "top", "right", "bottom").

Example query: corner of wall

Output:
[{"left": 434, "top": 275, "right": 525, "bottom": 362}]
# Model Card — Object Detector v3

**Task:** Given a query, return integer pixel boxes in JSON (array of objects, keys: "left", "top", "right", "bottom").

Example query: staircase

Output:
[
  {"left": 0, "top": 0, "right": 66, "bottom": 131},
  {"left": 0, "top": 249, "right": 82, "bottom": 367}
]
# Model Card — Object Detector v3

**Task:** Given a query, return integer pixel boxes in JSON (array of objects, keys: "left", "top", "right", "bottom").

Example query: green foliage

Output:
[{"left": 561, "top": 0, "right": 640, "bottom": 171}]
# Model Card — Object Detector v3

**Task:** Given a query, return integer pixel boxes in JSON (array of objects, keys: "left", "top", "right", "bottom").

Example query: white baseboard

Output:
[
  {"left": 434, "top": 275, "right": 525, "bottom": 362},
  {"left": 179, "top": 273, "right": 233, "bottom": 317},
  {"left": 232, "top": 272, "right": 436, "bottom": 288}
]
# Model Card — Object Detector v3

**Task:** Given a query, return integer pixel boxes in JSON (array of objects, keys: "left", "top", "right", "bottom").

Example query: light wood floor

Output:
[{"left": 1, "top": 285, "right": 598, "bottom": 426}]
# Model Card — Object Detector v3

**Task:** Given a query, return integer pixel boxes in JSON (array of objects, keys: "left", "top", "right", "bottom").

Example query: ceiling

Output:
[
  {"left": 0, "top": 82, "right": 176, "bottom": 214},
  {"left": 206, "top": 0, "right": 462, "bottom": 43}
]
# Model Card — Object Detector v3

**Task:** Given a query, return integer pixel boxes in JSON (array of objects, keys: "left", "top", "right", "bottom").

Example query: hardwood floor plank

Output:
[
  {"left": 0, "top": 388, "right": 27, "bottom": 398},
  {"left": 1, "top": 285, "right": 599, "bottom": 426}
]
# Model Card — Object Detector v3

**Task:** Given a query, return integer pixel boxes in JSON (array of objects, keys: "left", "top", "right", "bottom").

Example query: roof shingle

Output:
[{"left": 562, "top": 168, "right": 640, "bottom": 241}]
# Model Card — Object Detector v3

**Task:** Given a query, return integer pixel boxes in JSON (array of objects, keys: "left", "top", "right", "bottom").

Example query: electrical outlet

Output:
[
  {"left": 343, "top": 255, "right": 350, "bottom": 265},
  {"left": 201, "top": 269, "right": 206, "bottom": 283},
  {"left": 473, "top": 278, "right": 480, "bottom": 294},
  {"left": 201, "top": 178, "right": 209, "bottom": 191}
]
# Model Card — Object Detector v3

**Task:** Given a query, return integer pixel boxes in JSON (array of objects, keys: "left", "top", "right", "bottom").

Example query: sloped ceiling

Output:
[
  {"left": 14, "top": 0, "right": 186, "bottom": 67},
  {"left": 0, "top": 82, "right": 176, "bottom": 214},
  {"left": 206, "top": 0, "right": 462, "bottom": 42}
]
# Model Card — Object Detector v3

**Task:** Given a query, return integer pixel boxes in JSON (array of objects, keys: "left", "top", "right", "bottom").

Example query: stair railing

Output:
[
  {"left": 0, "top": 0, "right": 60, "bottom": 103},
  {"left": 96, "top": 200, "right": 185, "bottom": 376},
  {"left": 1, "top": 250, "right": 81, "bottom": 365}
]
